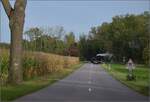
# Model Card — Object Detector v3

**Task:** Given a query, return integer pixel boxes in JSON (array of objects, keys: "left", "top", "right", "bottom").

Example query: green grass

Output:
[
  {"left": 102, "top": 63, "right": 149, "bottom": 96},
  {"left": 0, "top": 63, "right": 83, "bottom": 101}
]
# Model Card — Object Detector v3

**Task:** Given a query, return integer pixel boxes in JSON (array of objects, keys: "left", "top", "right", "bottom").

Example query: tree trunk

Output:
[{"left": 2, "top": 0, "right": 27, "bottom": 84}]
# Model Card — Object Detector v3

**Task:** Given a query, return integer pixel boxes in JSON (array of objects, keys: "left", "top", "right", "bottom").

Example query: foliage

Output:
[
  {"left": 24, "top": 27, "right": 43, "bottom": 41},
  {"left": 23, "top": 27, "right": 79, "bottom": 56},
  {"left": 79, "top": 11, "right": 150, "bottom": 64},
  {"left": 0, "top": 43, "right": 10, "bottom": 49},
  {"left": 64, "top": 32, "right": 79, "bottom": 56},
  {"left": 0, "top": 49, "right": 9, "bottom": 84},
  {"left": 65, "top": 32, "right": 75, "bottom": 48}
]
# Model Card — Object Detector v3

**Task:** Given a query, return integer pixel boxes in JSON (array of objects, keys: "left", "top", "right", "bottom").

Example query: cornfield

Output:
[{"left": 0, "top": 48, "right": 79, "bottom": 84}]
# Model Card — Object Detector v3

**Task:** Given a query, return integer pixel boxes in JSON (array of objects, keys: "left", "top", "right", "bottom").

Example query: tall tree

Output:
[
  {"left": 65, "top": 32, "right": 75, "bottom": 48},
  {"left": 24, "top": 27, "right": 43, "bottom": 41},
  {"left": 79, "top": 11, "right": 149, "bottom": 64},
  {"left": 24, "top": 27, "right": 43, "bottom": 51},
  {"left": 64, "top": 32, "right": 76, "bottom": 56},
  {"left": 1, "top": 0, "right": 27, "bottom": 84}
]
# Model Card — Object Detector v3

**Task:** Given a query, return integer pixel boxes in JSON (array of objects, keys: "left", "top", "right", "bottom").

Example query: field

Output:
[
  {"left": 0, "top": 48, "right": 81, "bottom": 101},
  {"left": 0, "top": 48, "right": 79, "bottom": 83},
  {"left": 1, "top": 63, "right": 83, "bottom": 101},
  {"left": 102, "top": 63, "right": 149, "bottom": 96}
]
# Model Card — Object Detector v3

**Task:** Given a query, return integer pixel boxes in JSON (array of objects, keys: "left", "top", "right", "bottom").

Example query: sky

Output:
[{"left": 0, "top": 0, "right": 149, "bottom": 43}]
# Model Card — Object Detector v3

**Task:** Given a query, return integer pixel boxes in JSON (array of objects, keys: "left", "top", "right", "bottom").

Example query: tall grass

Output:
[
  {"left": 0, "top": 48, "right": 9, "bottom": 84},
  {"left": 0, "top": 48, "right": 79, "bottom": 84}
]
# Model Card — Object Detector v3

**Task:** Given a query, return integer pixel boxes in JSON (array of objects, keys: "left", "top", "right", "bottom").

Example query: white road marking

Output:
[
  {"left": 88, "top": 88, "right": 92, "bottom": 92},
  {"left": 58, "top": 82, "right": 130, "bottom": 93}
]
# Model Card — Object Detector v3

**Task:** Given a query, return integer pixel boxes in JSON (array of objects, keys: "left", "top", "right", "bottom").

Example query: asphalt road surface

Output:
[{"left": 15, "top": 63, "right": 149, "bottom": 102}]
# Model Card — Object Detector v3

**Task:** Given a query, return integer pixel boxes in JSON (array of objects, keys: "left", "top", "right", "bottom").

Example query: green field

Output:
[
  {"left": 1, "top": 63, "right": 83, "bottom": 101},
  {"left": 102, "top": 63, "right": 149, "bottom": 96}
]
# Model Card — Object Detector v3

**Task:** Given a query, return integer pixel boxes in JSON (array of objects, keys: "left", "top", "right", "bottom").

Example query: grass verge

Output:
[
  {"left": 0, "top": 63, "right": 83, "bottom": 101},
  {"left": 101, "top": 63, "right": 149, "bottom": 96}
]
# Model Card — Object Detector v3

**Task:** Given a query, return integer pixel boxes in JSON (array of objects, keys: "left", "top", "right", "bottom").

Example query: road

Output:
[{"left": 15, "top": 63, "right": 148, "bottom": 102}]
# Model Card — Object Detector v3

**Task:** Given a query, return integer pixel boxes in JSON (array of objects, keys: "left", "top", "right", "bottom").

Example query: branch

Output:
[{"left": 1, "top": 0, "right": 13, "bottom": 18}]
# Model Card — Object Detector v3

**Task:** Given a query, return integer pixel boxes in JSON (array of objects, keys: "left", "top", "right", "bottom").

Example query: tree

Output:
[
  {"left": 42, "top": 26, "right": 65, "bottom": 40},
  {"left": 24, "top": 27, "right": 43, "bottom": 51},
  {"left": 67, "top": 43, "right": 79, "bottom": 57},
  {"left": 65, "top": 32, "right": 75, "bottom": 48},
  {"left": 64, "top": 32, "right": 76, "bottom": 56},
  {"left": 1, "top": 0, "right": 27, "bottom": 84},
  {"left": 24, "top": 27, "right": 43, "bottom": 41},
  {"left": 79, "top": 11, "right": 149, "bottom": 64},
  {"left": 78, "top": 34, "right": 89, "bottom": 60}
]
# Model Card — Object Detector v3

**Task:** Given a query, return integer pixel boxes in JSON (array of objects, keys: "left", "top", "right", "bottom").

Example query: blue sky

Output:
[{"left": 0, "top": 0, "right": 149, "bottom": 43}]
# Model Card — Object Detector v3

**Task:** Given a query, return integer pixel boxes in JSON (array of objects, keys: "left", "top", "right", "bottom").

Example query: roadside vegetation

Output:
[
  {"left": 102, "top": 63, "right": 149, "bottom": 96},
  {"left": 1, "top": 63, "right": 82, "bottom": 101},
  {"left": 0, "top": 25, "right": 79, "bottom": 84},
  {"left": 79, "top": 11, "right": 149, "bottom": 65},
  {"left": 0, "top": 18, "right": 80, "bottom": 101},
  {"left": 0, "top": 48, "right": 79, "bottom": 84},
  {"left": 79, "top": 11, "right": 149, "bottom": 96},
  {"left": 0, "top": 48, "right": 81, "bottom": 101}
]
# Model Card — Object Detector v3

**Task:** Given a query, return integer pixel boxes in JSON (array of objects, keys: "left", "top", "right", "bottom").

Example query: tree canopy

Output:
[{"left": 79, "top": 11, "right": 150, "bottom": 64}]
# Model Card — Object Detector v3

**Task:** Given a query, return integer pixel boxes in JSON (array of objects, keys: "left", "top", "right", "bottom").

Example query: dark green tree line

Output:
[{"left": 79, "top": 11, "right": 150, "bottom": 64}]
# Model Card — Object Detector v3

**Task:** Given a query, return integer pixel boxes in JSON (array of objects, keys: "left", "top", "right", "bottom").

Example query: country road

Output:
[{"left": 15, "top": 63, "right": 148, "bottom": 102}]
